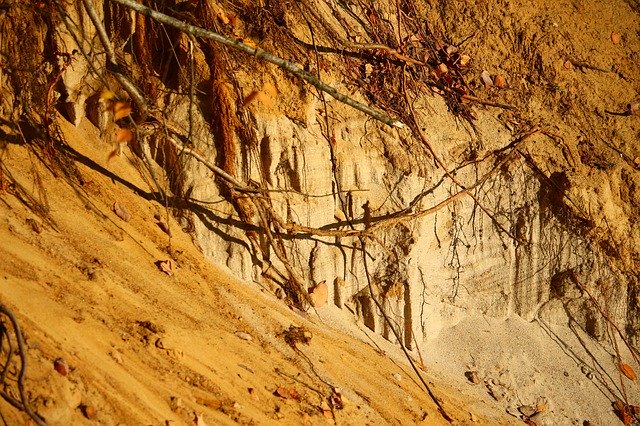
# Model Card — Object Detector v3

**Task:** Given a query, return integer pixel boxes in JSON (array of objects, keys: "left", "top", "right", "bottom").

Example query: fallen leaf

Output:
[
  {"left": 156, "top": 259, "right": 174, "bottom": 276},
  {"left": 115, "top": 128, "right": 133, "bottom": 144},
  {"left": 113, "top": 202, "right": 131, "bottom": 222},
  {"left": 494, "top": 74, "right": 507, "bottom": 88},
  {"left": 618, "top": 362, "right": 637, "bottom": 381},
  {"left": 100, "top": 89, "right": 116, "bottom": 101},
  {"left": 611, "top": 31, "right": 621, "bottom": 45},
  {"left": 112, "top": 101, "right": 132, "bottom": 120},
  {"left": 458, "top": 54, "right": 471, "bottom": 67},
  {"left": 274, "top": 386, "right": 301, "bottom": 401},
  {"left": 614, "top": 400, "right": 634, "bottom": 425},
  {"left": 157, "top": 221, "right": 171, "bottom": 236},
  {"left": 330, "top": 387, "right": 344, "bottom": 409},
  {"left": 480, "top": 70, "right": 493, "bottom": 88},
  {"left": 435, "top": 63, "right": 449, "bottom": 77},
  {"left": 563, "top": 59, "right": 573, "bottom": 70},
  {"left": 309, "top": 281, "right": 328, "bottom": 308}
]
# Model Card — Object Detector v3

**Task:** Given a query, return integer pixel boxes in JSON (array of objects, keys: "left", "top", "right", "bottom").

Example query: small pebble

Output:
[
  {"left": 80, "top": 404, "right": 97, "bottom": 420},
  {"left": 54, "top": 358, "right": 69, "bottom": 376},
  {"left": 392, "top": 373, "right": 402, "bottom": 382},
  {"left": 235, "top": 331, "right": 252, "bottom": 341}
]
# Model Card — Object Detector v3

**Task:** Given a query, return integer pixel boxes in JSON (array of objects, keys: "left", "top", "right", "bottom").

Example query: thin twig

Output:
[
  {"left": 108, "top": 0, "right": 404, "bottom": 128},
  {"left": 0, "top": 303, "right": 46, "bottom": 426},
  {"left": 359, "top": 236, "right": 452, "bottom": 422}
]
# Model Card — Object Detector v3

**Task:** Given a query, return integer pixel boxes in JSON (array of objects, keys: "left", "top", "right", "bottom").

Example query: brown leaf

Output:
[
  {"left": 618, "top": 362, "right": 637, "bottom": 381},
  {"left": 274, "top": 386, "right": 301, "bottom": 401},
  {"left": 309, "top": 281, "right": 328, "bottom": 308},
  {"left": 115, "top": 128, "right": 133, "bottom": 144},
  {"left": 494, "top": 74, "right": 507, "bottom": 89},
  {"left": 112, "top": 101, "right": 132, "bottom": 120},
  {"left": 614, "top": 400, "right": 634, "bottom": 425}
]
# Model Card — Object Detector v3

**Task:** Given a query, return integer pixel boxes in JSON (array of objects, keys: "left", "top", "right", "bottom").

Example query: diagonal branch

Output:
[{"left": 108, "top": 0, "right": 404, "bottom": 129}]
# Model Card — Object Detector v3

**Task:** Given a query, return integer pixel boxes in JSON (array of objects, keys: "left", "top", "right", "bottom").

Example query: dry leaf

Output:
[
  {"left": 618, "top": 362, "right": 637, "bottom": 381},
  {"left": 458, "top": 54, "right": 471, "bottom": 67},
  {"left": 309, "top": 281, "right": 328, "bottom": 308},
  {"left": 115, "top": 128, "right": 133, "bottom": 144},
  {"left": 330, "top": 387, "right": 344, "bottom": 410},
  {"left": 614, "top": 400, "right": 635, "bottom": 425},
  {"left": 611, "top": 31, "right": 621, "bottom": 45},
  {"left": 435, "top": 63, "right": 449, "bottom": 77},
  {"left": 113, "top": 202, "right": 131, "bottom": 222},
  {"left": 112, "top": 101, "right": 132, "bottom": 120},
  {"left": 157, "top": 221, "right": 171, "bottom": 236},
  {"left": 494, "top": 74, "right": 507, "bottom": 88},
  {"left": 274, "top": 386, "right": 301, "bottom": 401},
  {"left": 100, "top": 89, "right": 116, "bottom": 101},
  {"left": 480, "top": 70, "right": 493, "bottom": 87},
  {"left": 563, "top": 60, "right": 573, "bottom": 70},
  {"left": 156, "top": 259, "right": 174, "bottom": 276}
]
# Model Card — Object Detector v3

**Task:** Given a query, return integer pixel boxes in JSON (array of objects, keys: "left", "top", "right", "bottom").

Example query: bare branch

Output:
[{"left": 108, "top": 0, "right": 404, "bottom": 129}]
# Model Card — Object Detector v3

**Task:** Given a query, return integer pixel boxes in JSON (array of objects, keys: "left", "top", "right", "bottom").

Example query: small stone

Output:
[
  {"left": 54, "top": 358, "right": 69, "bottom": 376},
  {"left": 235, "top": 331, "right": 252, "bottom": 341},
  {"left": 80, "top": 404, "right": 97, "bottom": 419},
  {"left": 392, "top": 373, "right": 402, "bottom": 382},
  {"left": 611, "top": 31, "right": 621, "bottom": 45},
  {"left": 586, "top": 371, "right": 594, "bottom": 380},
  {"left": 110, "top": 351, "right": 123, "bottom": 364}
]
